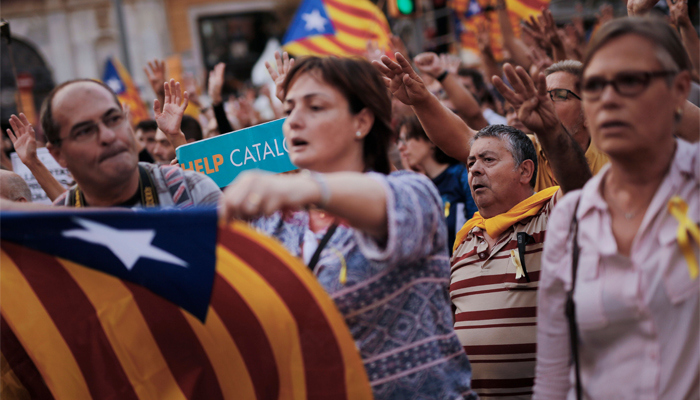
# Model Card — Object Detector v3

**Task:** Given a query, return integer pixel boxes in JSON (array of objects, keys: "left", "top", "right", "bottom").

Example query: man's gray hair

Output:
[
  {"left": 544, "top": 60, "right": 583, "bottom": 78},
  {"left": 470, "top": 124, "right": 538, "bottom": 189}
]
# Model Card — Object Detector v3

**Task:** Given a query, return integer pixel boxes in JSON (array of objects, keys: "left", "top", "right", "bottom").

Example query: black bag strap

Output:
[
  {"left": 516, "top": 232, "right": 534, "bottom": 282},
  {"left": 308, "top": 223, "right": 339, "bottom": 272},
  {"left": 565, "top": 198, "right": 583, "bottom": 400}
]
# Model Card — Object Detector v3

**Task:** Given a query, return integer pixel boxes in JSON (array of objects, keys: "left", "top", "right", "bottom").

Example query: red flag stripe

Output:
[
  {"left": 332, "top": 19, "right": 380, "bottom": 40},
  {"left": 209, "top": 274, "right": 280, "bottom": 400},
  {"left": 1, "top": 314, "right": 55, "bottom": 399},
  {"left": 324, "top": 0, "right": 389, "bottom": 31},
  {"left": 295, "top": 38, "right": 335, "bottom": 55},
  {"left": 125, "top": 281, "right": 225, "bottom": 400},
  {"left": 220, "top": 229, "right": 348, "bottom": 400},
  {"left": 3, "top": 243, "right": 140, "bottom": 400},
  {"left": 326, "top": 36, "right": 366, "bottom": 55}
]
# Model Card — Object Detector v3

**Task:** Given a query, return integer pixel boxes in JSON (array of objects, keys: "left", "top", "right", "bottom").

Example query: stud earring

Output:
[
  {"left": 355, "top": 131, "right": 362, "bottom": 138},
  {"left": 675, "top": 107, "right": 684, "bottom": 120}
]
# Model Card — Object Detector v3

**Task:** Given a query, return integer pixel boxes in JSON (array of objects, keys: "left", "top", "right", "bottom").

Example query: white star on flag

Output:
[
  {"left": 62, "top": 218, "right": 188, "bottom": 271},
  {"left": 302, "top": 9, "right": 328, "bottom": 32},
  {"left": 106, "top": 78, "right": 123, "bottom": 93}
]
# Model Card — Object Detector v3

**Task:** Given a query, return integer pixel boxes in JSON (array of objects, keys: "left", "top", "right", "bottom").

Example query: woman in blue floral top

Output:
[{"left": 219, "top": 54, "right": 476, "bottom": 400}]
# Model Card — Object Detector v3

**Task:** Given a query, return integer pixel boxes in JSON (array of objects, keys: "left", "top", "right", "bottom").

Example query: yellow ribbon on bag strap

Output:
[{"left": 668, "top": 196, "right": 700, "bottom": 279}]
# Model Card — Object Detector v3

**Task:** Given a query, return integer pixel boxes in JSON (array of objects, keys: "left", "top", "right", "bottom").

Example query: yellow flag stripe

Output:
[
  {"left": 232, "top": 224, "right": 373, "bottom": 399},
  {"left": 58, "top": 259, "right": 186, "bottom": 400},
  {"left": 181, "top": 308, "right": 256, "bottom": 400},
  {"left": 216, "top": 246, "right": 307, "bottom": 400},
  {"left": 0, "top": 252, "right": 91, "bottom": 400}
]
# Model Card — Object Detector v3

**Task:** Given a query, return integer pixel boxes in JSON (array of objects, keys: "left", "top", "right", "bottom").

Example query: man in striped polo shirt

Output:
[{"left": 449, "top": 64, "right": 593, "bottom": 398}]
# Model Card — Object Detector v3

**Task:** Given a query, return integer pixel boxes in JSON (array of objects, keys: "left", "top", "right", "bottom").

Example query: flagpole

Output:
[{"left": 112, "top": 0, "right": 133, "bottom": 74}]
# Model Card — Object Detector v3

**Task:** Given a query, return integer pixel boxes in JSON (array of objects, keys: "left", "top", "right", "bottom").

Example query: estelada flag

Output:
[
  {"left": 0, "top": 209, "right": 372, "bottom": 399},
  {"left": 102, "top": 58, "right": 150, "bottom": 126},
  {"left": 452, "top": 0, "right": 551, "bottom": 62},
  {"left": 282, "top": 0, "right": 391, "bottom": 57}
]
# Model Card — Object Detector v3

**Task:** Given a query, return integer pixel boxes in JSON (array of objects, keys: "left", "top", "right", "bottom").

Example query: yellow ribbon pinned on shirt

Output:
[
  {"left": 668, "top": 196, "right": 700, "bottom": 279},
  {"left": 510, "top": 250, "right": 525, "bottom": 280}
]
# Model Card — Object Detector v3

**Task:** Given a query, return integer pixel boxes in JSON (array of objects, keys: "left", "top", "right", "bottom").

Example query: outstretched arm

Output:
[
  {"left": 265, "top": 51, "right": 295, "bottom": 103},
  {"left": 669, "top": 0, "right": 700, "bottom": 81},
  {"left": 208, "top": 63, "right": 234, "bottom": 134},
  {"left": 7, "top": 114, "right": 66, "bottom": 201},
  {"left": 493, "top": 64, "right": 592, "bottom": 194},
  {"left": 414, "top": 52, "right": 489, "bottom": 130},
  {"left": 144, "top": 60, "right": 166, "bottom": 113},
  {"left": 373, "top": 53, "right": 476, "bottom": 163},
  {"left": 496, "top": 0, "right": 532, "bottom": 70},
  {"left": 154, "top": 79, "right": 189, "bottom": 149},
  {"left": 219, "top": 171, "right": 388, "bottom": 239}
]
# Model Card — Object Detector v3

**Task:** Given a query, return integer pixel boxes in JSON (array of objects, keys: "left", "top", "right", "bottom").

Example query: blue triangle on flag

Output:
[
  {"left": 465, "top": 0, "right": 482, "bottom": 17},
  {"left": 1, "top": 209, "right": 218, "bottom": 322},
  {"left": 102, "top": 58, "right": 126, "bottom": 95},
  {"left": 282, "top": 0, "right": 336, "bottom": 45}
]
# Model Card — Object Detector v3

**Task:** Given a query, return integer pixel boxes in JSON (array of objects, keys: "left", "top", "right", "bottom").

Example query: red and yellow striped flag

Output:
[
  {"left": 102, "top": 58, "right": 150, "bottom": 126},
  {"left": 282, "top": 0, "right": 391, "bottom": 57},
  {"left": 453, "top": 0, "right": 551, "bottom": 62},
  {"left": 1, "top": 216, "right": 372, "bottom": 399}
]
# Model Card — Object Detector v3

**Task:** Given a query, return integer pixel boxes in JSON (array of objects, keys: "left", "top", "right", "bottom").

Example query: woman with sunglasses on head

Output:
[
  {"left": 534, "top": 17, "right": 699, "bottom": 400},
  {"left": 220, "top": 55, "right": 476, "bottom": 400}
]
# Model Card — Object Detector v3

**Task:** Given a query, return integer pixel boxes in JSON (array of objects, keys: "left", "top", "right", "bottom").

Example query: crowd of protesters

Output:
[{"left": 2, "top": 0, "right": 699, "bottom": 399}]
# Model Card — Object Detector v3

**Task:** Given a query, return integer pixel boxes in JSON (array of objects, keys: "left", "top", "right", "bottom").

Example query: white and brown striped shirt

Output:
[{"left": 450, "top": 196, "right": 557, "bottom": 399}]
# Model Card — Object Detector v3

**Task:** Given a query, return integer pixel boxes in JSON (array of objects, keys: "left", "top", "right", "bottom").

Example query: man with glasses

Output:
[
  {"left": 533, "top": 60, "right": 610, "bottom": 191},
  {"left": 42, "top": 79, "right": 220, "bottom": 208}
]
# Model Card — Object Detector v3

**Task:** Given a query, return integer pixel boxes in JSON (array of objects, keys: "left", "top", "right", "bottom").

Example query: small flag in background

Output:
[
  {"left": 1, "top": 209, "right": 372, "bottom": 399},
  {"left": 102, "top": 58, "right": 150, "bottom": 125},
  {"left": 282, "top": 0, "right": 392, "bottom": 57},
  {"left": 451, "top": 0, "right": 551, "bottom": 61}
]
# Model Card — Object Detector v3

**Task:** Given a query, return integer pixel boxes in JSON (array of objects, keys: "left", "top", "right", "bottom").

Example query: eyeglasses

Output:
[
  {"left": 581, "top": 70, "right": 677, "bottom": 100},
  {"left": 547, "top": 89, "right": 581, "bottom": 102},
  {"left": 57, "top": 110, "right": 127, "bottom": 144}
]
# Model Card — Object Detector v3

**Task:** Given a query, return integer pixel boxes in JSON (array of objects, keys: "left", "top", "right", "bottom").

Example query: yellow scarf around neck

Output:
[{"left": 453, "top": 186, "right": 560, "bottom": 252}]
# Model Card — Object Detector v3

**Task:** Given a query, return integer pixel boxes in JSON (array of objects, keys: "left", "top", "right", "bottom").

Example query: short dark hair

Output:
[
  {"left": 135, "top": 119, "right": 158, "bottom": 133},
  {"left": 282, "top": 56, "right": 393, "bottom": 174},
  {"left": 40, "top": 79, "right": 122, "bottom": 145},
  {"left": 398, "top": 115, "right": 459, "bottom": 165},
  {"left": 457, "top": 68, "right": 487, "bottom": 94},
  {"left": 471, "top": 124, "right": 538, "bottom": 189},
  {"left": 181, "top": 115, "right": 203, "bottom": 142}
]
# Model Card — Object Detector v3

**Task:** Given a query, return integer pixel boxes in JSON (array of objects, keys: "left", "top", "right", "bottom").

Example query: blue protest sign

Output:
[{"left": 175, "top": 118, "right": 296, "bottom": 188}]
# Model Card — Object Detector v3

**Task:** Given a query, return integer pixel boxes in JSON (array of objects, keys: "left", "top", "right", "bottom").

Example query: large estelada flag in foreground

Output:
[
  {"left": 452, "top": 0, "right": 551, "bottom": 61},
  {"left": 102, "top": 58, "right": 150, "bottom": 126},
  {"left": 0, "top": 209, "right": 371, "bottom": 400},
  {"left": 282, "top": 0, "right": 391, "bottom": 57}
]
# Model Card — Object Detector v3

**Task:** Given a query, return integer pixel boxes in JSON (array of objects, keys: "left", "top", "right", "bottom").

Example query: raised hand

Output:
[
  {"left": 492, "top": 63, "right": 560, "bottom": 136},
  {"left": 208, "top": 62, "right": 226, "bottom": 105},
  {"left": 414, "top": 52, "right": 445, "bottom": 79},
  {"left": 373, "top": 53, "right": 431, "bottom": 106},
  {"left": 7, "top": 114, "right": 38, "bottom": 165},
  {"left": 669, "top": 0, "right": 690, "bottom": 26},
  {"left": 597, "top": 3, "right": 615, "bottom": 23},
  {"left": 476, "top": 21, "right": 493, "bottom": 57},
  {"left": 527, "top": 46, "right": 553, "bottom": 78},
  {"left": 365, "top": 40, "right": 384, "bottom": 64},
  {"left": 440, "top": 53, "right": 461, "bottom": 75},
  {"left": 265, "top": 51, "right": 295, "bottom": 103},
  {"left": 626, "top": 0, "right": 656, "bottom": 16},
  {"left": 522, "top": 14, "right": 551, "bottom": 51},
  {"left": 144, "top": 59, "right": 166, "bottom": 111},
  {"left": 389, "top": 34, "right": 410, "bottom": 61},
  {"left": 154, "top": 79, "right": 188, "bottom": 139}
]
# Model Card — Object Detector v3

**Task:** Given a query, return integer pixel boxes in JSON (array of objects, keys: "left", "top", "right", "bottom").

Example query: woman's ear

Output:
[{"left": 354, "top": 108, "right": 375, "bottom": 139}]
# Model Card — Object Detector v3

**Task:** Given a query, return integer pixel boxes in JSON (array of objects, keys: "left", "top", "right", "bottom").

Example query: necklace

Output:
[{"left": 604, "top": 179, "right": 647, "bottom": 221}]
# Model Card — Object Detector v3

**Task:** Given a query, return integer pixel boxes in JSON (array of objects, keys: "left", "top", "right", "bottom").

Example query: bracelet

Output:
[
  {"left": 436, "top": 70, "right": 449, "bottom": 82},
  {"left": 304, "top": 170, "right": 331, "bottom": 208}
]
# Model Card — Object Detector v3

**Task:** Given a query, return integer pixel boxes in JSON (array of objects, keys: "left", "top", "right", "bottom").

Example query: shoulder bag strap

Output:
[
  {"left": 565, "top": 198, "right": 583, "bottom": 400},
  {"left": 308, "top": 223, "right": 339, "bottom": 272}
]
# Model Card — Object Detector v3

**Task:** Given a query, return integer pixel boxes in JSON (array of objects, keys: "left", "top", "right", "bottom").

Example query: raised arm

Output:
[
  {"left": 144, "top": 60, "right": 166, "bottom": 113},
  {"left": 493, "top": 64, "right": 592, "bottom": 194},
  {"left": 496, "top": 0, "right": 532, "bottom": 70},
  {"left": 7, "top": 114, "right": 66, "bottom": 201},
  {"left": 265, "top": 51, "right": 295, "bottom": 103},
  {"left": 476, "top": 21, "right": 502, "bottom": 84},
  {"left": 208, "top": 63, "right": 234, "bottom": 134},
  {"left": 414, "top": 52, "right": 489, "bottom": 130},
  {"left": 220, "top": 171, "right": 388, "bottom": 238},
  {"left": 154, "top": 79, "right": 189, "bottom": 149},
  {"left": 669, "top": 0, "right": 700, "bottom": 81},
  {"left": 373, "top": 53, "right": 476, "bottom": 163}
]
